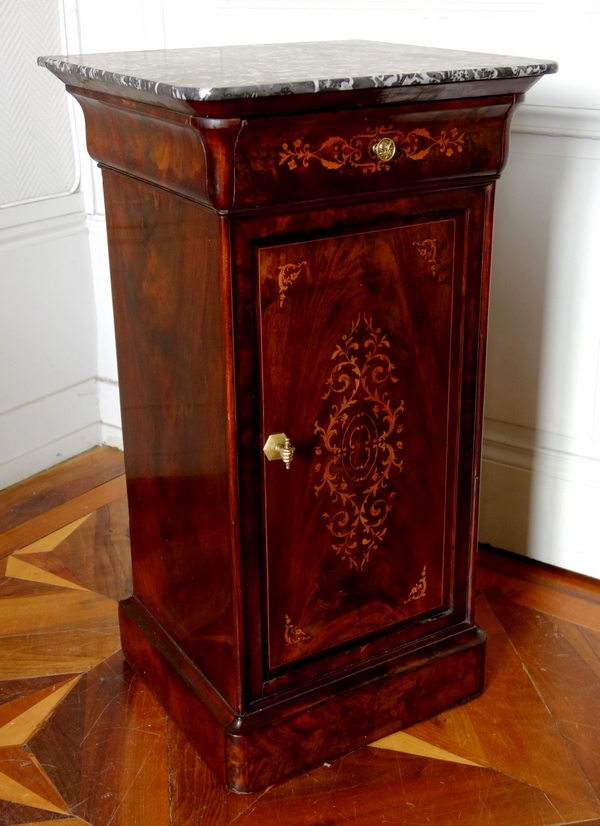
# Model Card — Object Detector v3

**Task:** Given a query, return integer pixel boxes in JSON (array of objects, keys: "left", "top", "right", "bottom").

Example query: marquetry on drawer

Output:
[{"left": 232, "top": 96, "right": 514, "bottom": 207}]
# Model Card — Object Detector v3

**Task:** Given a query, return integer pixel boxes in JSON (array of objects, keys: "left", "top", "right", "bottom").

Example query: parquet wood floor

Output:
[{"left": 0, "top": 447, "right": 598, "bottom": 825}]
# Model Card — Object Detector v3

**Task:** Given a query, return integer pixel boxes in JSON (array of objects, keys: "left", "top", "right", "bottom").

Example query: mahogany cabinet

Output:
[{"left": 40, "top": 41, "right": 557, "bottom": 792}]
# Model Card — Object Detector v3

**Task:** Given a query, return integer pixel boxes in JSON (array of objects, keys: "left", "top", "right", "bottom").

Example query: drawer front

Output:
[
  {"left": 233, "top": 97, "right": 512, "bottom": 206},
  {"left": 257, "top": 206, "right": 466, "bottom": 675}
]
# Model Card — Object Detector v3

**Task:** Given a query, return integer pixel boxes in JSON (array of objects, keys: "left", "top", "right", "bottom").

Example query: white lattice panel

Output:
[{"left": 0, "top": 0, "right": 77, "bottom": 206}]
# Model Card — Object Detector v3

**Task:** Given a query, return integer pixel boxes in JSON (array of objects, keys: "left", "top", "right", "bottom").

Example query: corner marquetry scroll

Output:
[
  {"left": 314, "top": 314, "right": 404, "bottom": 571},
  {"left": 405, "top": 566, "right": 427, "bottom": 603},
  {"left": 280, "top": 127, "right": 466, "bottom": 174},
  {"left": 284, "top": 615, "right": 311, "bottom": 645},
  {"left": 413, "top": 239, "right": 437, "bottom": 277},
  {"left": 277, "top": 261, "right": 307, "bottom": 307}
]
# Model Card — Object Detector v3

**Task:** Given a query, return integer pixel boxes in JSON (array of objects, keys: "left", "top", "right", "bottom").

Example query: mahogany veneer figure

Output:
[{"left": 40, "top": 41, "right": 557, "bottom": 792}]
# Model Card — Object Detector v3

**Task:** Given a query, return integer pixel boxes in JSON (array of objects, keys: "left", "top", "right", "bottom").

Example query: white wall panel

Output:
[
  {"left": 486, "top": 134, "right": 600, "bottom": 445},
  {"left": 88, "top": 214, "right": 122, "bottom": 449},
  {"left": 0, "top": 378, "right": 101, "bottom": 488},
  {"left": 87, "top": 215, "right": 117, "bottom": 381},
  {"left": 480, "top": 132, "right": 600, "bottom": 576},
  {"left": 0, "top": 198, "right": 100, "bottom": 488},
  {"left": 98, "top": 379, "right": 122, "bottom": 450},
  {"left": 0, "top": 213, "right": 96, "bottom": 412},
  {"left": 0, "top": 0, "right": 77, "bottom": 206},
  {"left": 480, "top": 445, "right": 600, "bottom": 579}
]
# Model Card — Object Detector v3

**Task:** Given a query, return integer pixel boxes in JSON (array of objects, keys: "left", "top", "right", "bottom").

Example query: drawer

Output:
[{"left": 232, "top": 96, "right": 515, "bottom": 207}]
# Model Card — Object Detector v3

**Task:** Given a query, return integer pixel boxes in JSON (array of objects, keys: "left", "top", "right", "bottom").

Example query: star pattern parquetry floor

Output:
[{"left": 0, "top": 448, "right": 599, "bottom": 825}]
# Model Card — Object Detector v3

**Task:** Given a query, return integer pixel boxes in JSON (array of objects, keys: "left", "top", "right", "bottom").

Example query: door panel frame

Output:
[{"left": 230, "top": 183, "right": 494, "bottom": 701}]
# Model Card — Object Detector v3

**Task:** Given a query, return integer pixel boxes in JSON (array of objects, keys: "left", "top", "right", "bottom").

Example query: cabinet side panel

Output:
[{"left": 102, "top": 170, "right": 240, "bottom": 711}]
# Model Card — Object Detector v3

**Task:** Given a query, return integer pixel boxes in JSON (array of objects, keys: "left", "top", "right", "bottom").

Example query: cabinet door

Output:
[{"left": 258, "top": 207, "right": 468, "bottom": 673}]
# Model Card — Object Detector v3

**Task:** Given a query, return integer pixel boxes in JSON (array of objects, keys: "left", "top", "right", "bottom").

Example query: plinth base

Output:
[{"left": 119, "top": 597, "right": 485, "bottom": 792}]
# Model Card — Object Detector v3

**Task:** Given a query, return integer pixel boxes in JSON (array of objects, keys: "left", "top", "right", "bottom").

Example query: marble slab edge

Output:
[{"left": 38, "top": 41, "right": 558, "bottom": 103}]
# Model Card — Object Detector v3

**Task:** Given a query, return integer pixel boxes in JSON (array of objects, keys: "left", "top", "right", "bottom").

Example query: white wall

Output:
[
  {"left": 12, "top": 0, "right": 599, "bottom": 577},
  {"left": 0, "top": 0, "right": 102, "bottom": 488},
  {"left": 482, "top": 130, "right": 600, "bottom": 579}
]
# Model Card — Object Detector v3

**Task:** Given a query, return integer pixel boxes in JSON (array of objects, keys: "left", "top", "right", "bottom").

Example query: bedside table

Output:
[{"left": 40, "top": 40, "right": 556, "bottom": 792}]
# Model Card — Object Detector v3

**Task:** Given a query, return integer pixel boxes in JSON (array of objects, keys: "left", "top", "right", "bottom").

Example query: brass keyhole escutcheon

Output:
[
  {"left": 263, "top": 433, "right": 296, "bottom": 469},
  {"left": 373, "top": 137, "right": 396, "bottom": 162}
]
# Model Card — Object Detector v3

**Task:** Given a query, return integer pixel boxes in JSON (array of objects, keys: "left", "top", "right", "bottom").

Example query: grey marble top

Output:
[{"left": 39, "top": 40, "right": 557, "bottom": 102}]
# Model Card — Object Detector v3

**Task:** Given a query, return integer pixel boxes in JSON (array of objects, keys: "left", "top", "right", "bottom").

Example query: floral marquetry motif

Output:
[
  {"left": 405, "top": 566, "right": 427, "bottom": 603},
  {"left": 284, "top": 615, "right": 311, "bottom": 645},
  {"left": 277, "top": 260, "right": 307, "bottom": 307},
  {"left": 413, "top": 239, "right": 438, "bottom": 277},
  {"left": 280, "top": 127, "right": 466, "bottom": 174},
  {"left": 314, "top": 314, "right": 404, "bottom": 571}
]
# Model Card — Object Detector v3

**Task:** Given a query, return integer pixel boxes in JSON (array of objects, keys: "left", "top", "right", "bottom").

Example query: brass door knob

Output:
[
  {"left": 263, "top": 433, "right": 296, "bottom": 469},
  {"left": 373, "top": 137, "right": 396, "bottom": 162}
]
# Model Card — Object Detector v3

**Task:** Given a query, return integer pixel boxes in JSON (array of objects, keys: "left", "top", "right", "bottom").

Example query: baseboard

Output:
[
  {"left": 101, "top": 423, "right": 124, "bottom": 450},
  {"left": 0, "top": 207, "right": 87, "bottom": 252},
  {"left": 0, "top": 378, "right": 103, "bottom": 490},
  {"left": 480, "top": 418, "right": 600, "bottom": 580},
  {"left": 97, "top": 377, "right": 123, "bottom": 450},
  {"left": 483, "top": 418, "right": 600, "bottom": 486},
  {"left": 98, "top": 378, "right": 121, "bottom": 426},
  {"left": 0, "top": 192, "right": 85, "bottom": 233},
  {"left": 0, "top": 424, "right": 103, "bottom": 491}
]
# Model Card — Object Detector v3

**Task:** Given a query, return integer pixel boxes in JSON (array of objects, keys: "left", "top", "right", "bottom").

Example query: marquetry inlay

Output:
[
  {"left": 284, "top": 615, "right": 311, "bottom": 645},
  {"left": 314, "top": 314, "right": 404, "bottom": 571},
  {"left": 280, "top": 127, "right": 466, "bottom": 174},
  {"left": 277, "top": 261, "right": 307, "bottom": 307},
  {"left": 413, "top": 239, "right": 438, "bottom": 277},
  {"left": 405, "top": 566, "right": 427, "bottom": 603}
]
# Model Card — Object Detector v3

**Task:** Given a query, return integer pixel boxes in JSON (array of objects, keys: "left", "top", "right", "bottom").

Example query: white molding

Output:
[
  {"left": 218, "top": 1, "right": 599, "bottom": 10},
  {"left": 59, "top": 0, "right": 82, "bottom": 55},
  {"left": 0, "top": 378, "right": 102, "bottom": 490},
  {"left": 0, "top": 378, "right": 100, "bottom": 461},
  {"left": 0, "top": 424, "right": 104, "bottom": 492},
  {"left": 98, "top": 377, "right": 121, "bottom": 429},
  {"left": 0, "top": 375, "right": 123, "bottom": 489},
  {"left": 87, "top": 213, "right": 118, "bottom": 381},
  {"left": 86, "top": 212, "right": 107, "bottom": 236},
  {"left": 482, "top": 418, "right": 600, "bottom": 487},
  {"left": 0, "top": 376, "right": 96, "bottom": 419},
  {"left": 0, "top": 210, "right": 87, "bottom": 252},
  {"left": 480, "top": 417, "right": 600, "bottom": 578},
  {"left": 101, "top": 423, "right": 123, "bottom": 450},
  {"left": 512, "top": 104, "right": 600, "bottom": 141},
  {"left": 0, "top": 191, "right": 85, "bottom": 229}
]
